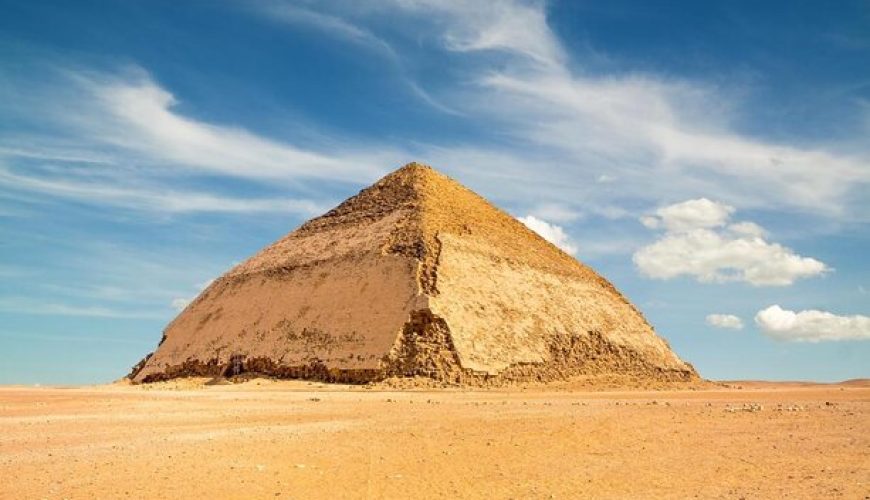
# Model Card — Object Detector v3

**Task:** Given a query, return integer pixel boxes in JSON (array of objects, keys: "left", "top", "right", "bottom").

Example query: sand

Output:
[{"left": 1, "top": 380, "right": 867, "bottom": 499}]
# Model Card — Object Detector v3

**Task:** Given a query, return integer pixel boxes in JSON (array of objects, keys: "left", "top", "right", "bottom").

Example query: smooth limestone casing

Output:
[{"left": 431, "top": 233, "right": 688, "bottom": 374}]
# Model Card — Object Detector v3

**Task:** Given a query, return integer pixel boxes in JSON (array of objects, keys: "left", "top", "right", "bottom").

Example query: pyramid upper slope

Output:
[{"left": 229, "top": 162, "right": 607, "bottom": 287}]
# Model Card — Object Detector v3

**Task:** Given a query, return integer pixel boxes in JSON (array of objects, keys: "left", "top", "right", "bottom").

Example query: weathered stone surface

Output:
[{"left": 131, "top": 162, "right": 697, "bottom": 384}]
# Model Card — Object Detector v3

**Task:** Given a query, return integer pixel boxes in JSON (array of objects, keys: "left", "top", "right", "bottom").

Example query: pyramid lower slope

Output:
[{"left": 130, "top": 163, "right": 697, "bottom": 384}]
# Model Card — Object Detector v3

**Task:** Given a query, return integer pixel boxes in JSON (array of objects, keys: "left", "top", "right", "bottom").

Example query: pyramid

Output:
[{"left": 130, "top": 163, "right": 697, "bottom": 384}]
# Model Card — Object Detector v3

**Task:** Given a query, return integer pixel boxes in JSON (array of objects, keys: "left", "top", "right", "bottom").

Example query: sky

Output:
[{"left": 0, "top": 0, "right": 868, "bottom": 384}]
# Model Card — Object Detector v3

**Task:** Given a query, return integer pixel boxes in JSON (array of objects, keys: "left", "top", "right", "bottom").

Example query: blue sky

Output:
[{"left": 1, "top": 0, "right": 868, "bottom": 384}]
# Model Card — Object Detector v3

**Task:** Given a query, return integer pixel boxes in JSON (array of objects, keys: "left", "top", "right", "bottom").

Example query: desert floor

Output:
[{"left": 1, "top": 379, "right": 867, "bottom": 499}]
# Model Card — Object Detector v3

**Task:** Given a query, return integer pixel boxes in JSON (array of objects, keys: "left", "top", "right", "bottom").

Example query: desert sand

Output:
[{"left": 1, "top": 379, "right": 867, "bottom": 499}]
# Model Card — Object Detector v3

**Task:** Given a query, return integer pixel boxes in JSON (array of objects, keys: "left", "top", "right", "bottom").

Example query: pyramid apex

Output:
[
  {"left": 371, "top": 161, "right": 452, "bottom": 191},
  {"left": 389, "top": 161, "right": 440, "bottom": 180},
  {"left": 398, "top": 161, "right": 434, "bottom": 171}
]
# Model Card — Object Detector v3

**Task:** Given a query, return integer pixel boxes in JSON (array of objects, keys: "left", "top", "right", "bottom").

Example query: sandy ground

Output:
[{"left": 1, "top": 380, "right": 867, "bottom": 499}]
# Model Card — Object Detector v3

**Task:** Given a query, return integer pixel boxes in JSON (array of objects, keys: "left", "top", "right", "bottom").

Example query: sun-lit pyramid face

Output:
[{"left": 130, "top": 162, "right": 697, "bottom": 384}]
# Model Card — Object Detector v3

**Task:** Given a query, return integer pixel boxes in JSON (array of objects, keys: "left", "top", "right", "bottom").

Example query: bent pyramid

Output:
[{"left": 130, "top": 163, "right": 697, "bottom": 384}]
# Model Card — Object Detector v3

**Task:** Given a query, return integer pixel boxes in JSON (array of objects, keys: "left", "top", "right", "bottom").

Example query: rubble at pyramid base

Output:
[{"left": 131, "top": 316, "right": 696, "bottom": 386}]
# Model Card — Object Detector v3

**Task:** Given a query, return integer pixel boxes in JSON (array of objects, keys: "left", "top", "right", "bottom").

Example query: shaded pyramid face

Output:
[{"left": 130, "top": 163, "right": 697, "bottom": 384}]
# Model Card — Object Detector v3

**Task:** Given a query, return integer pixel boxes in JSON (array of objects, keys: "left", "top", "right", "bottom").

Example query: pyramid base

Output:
[{"left": 129, "top": 310, "right": 697, "bottom": 386}]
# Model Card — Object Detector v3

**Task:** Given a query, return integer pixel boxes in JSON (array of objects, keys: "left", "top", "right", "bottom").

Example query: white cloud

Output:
[
  {"left": 0, "top": 166, "right": 327, "bottom": 215},
  {"left": 387, "top": 0, "right": 564, "bottom": 67},
  {"left": 170, "top": 297, "right": 191, "bottom": 312},
  {"left": 4, "top": 0, "right": 869, "bottom": 227},
  {"left": 338, "top": 1, "right": 867, "bottom": 218},
  {"left": 7, "top": 0, "right": 870, "bottom": 228},
  {"left": 84, "top": 74, "right": 386, "bottom": 183},
  {"left": 258, "top": 4, "right": 398, "bottom": 59},
  {"left": 755, "top": 305, "right": 870, "bottom": 342},
  {"left": 639, "top": 215, "right": 660, "bottom": 229},
  {"left": 518, "top": 215, "right": 577, "bottom": 255},
  {"left": 705, "top": 313, "right": 744, "bottom": 330},
  {"left": 529, "top": 202, "right": 582, "bottom": 223},
  {"left": 0, "top": 331, "right": 153, "bottom": 345},
  {"left": 727, "top": 221, "right": 767, "bottom": 238},
  {"left": 467, "top": 70, "right": 868, "bottom": 217},
  {"left": 633, "top": 199, "right": 829, "bottom": 286},
  {"left": 0, "top": 297, "right": 162, "bottom": 319},
  {"left": 6, "top": 237, "right": 231, "bottom": 325},
  {"left": 250, "top": 2, "right": 462, "bottom": 117},
  {"left": 650, "top": 198, "right": 735, "bottom": 232},
  {"left": 0, "top": 64, "right": 409, "bottom": 218}
]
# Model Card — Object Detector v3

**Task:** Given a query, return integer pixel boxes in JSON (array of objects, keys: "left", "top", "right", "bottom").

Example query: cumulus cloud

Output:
[
  {"left": 633, "top": 199, "right": 829, "bottom": 286},
  {"left": 705, "top": 313, "right": 744, "bottom": 330},
  {"left": 518, "top": 215, "right": 577, "bottom": 255},
  {"left": 651, "top": 198, "right": 735, "bottom": 232},
  {"left": 755, "top": 305, "right": 870, "bottom": 342},
  {"left": 170, "top": 297, "right": 191, "bottom": 312}
]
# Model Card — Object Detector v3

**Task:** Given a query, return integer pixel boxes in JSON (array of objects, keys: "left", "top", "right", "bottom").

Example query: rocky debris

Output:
[
  {"left": 130, "top": 162, "right": 698, "bottom": 386},
  {"left": 775, "top": 404, "right": 807, "bottom": 412},
  {"left": 724, "top": 403, "right": 764, "bottom": 413}
]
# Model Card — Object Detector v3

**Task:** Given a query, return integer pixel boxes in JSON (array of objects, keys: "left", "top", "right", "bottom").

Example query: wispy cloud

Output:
[
  {"left": 409, "top": 0, "right": 565, "bottom": 67},
  {"left": 0, "top": 64, "right": 402, "bottom": 217},
  {"left": 333, "top": 0, "right": 868, "bottom": 219},
  {"left": 0, "top": 165, "right": 327, "bottom": 214},
  {"left": 250, "top": 1, "right": 463, "bottom": 116},
  {"left": 0, "top": 331, "right": 154, "bottom": 345},
  {"left": 2, "top": 240, "right": 230, "bottom": 324},
  {"left": 256, "top": 3, "right": 399, "bottom": 59},
  {"left": 3, "top": 67, "right": 389, "bottom": 183},
  {"left": 0, "top": 297, "right": 164, "bottom": 319},
  {"left": 78, "top": 71, "right": 385, "bottom": 182},
  {"left": 6, "top": 1, "right": 868, "bottom": 224}
]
